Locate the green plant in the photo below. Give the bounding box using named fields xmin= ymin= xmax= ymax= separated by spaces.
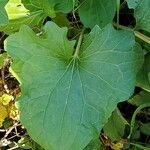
xmin=0 ymin=0 xmax=150 ymax=150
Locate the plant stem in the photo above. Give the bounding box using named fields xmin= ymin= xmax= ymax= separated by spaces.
xmin=134 ymin=31 xmax=150 ymax=44
xmin=116 ymin=0 xmax=120 ymax=28
xmin=130 ymin=143 xmax=150 ymax=150
xmin=113 ymin=23 xmax=150 ymax=44
xmin=128 ymin=103 xmax=150 ymax=139
xmin=74 ymin=29 xmax=85 ymax=58
xmin=113 ymin=22 xmax=133 ymax=32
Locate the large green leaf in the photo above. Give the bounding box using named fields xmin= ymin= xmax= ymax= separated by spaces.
xmin=127 ymin=0 xmax=150 ymax=32
xmin=5 ymin=22 xmax=143 ymax=150
xmin=0 ymin=0 xmax=8 ymax=25
xmin=136 ymin=53 xmax=150 ymax=92
xmin=78 ymin=0 xmax=116 ymax=28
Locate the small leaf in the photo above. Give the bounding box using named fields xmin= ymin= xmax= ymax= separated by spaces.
xmin=52 ymin=13 xmax=70 ymax=28
xmin=103 ymin=109 xmax=129 ymax=141
xmin=78 ymin=0 xmax=116 ymax=28
xmin=5 ymin=22 xmax=143 ymax=150
xmin=140 ymin=123 xmax=150 ymax=136
xmin=22 ymin=0 xmax=75 ymax=18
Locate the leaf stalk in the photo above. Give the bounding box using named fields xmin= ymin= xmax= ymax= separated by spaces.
xmin=74 ymin=28 xmax=85 ymax=58
xmin=128 ymin=103 xmax=150 ymax=139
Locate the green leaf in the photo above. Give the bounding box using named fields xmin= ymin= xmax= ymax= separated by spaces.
xmin=52 ymin=13 xmax=70 ymax=28
xmin=5 ymin=22 xmax=143 ymax=150
xmin=127 ymin=0 xmax=150 ymax=32
xmin=78 ymin=0 xmax=116 ymax=28
xmin=129 ymin=91 xmax=150 ymax=106
xmin=140 ymin=123 xmax=150 ymax=136
xmin=48 ymin=0 xmax=75 ymax=13
xmin=136 ymin=53 xmax=150 ymax=92
xmin=22 ymin=0 xmax=74 ymax=17
xmin=21 ymin=0 xmax=55 ymax=18
xmin=0 ymin=0 xmax=8 ymax=25
xmin=0 ymin=0 xmax=46 ymax=34
xmin=0 ymin=0 xmax=74 ymax=34
xmin=103 ymin=109 xmax=129 ymax=141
